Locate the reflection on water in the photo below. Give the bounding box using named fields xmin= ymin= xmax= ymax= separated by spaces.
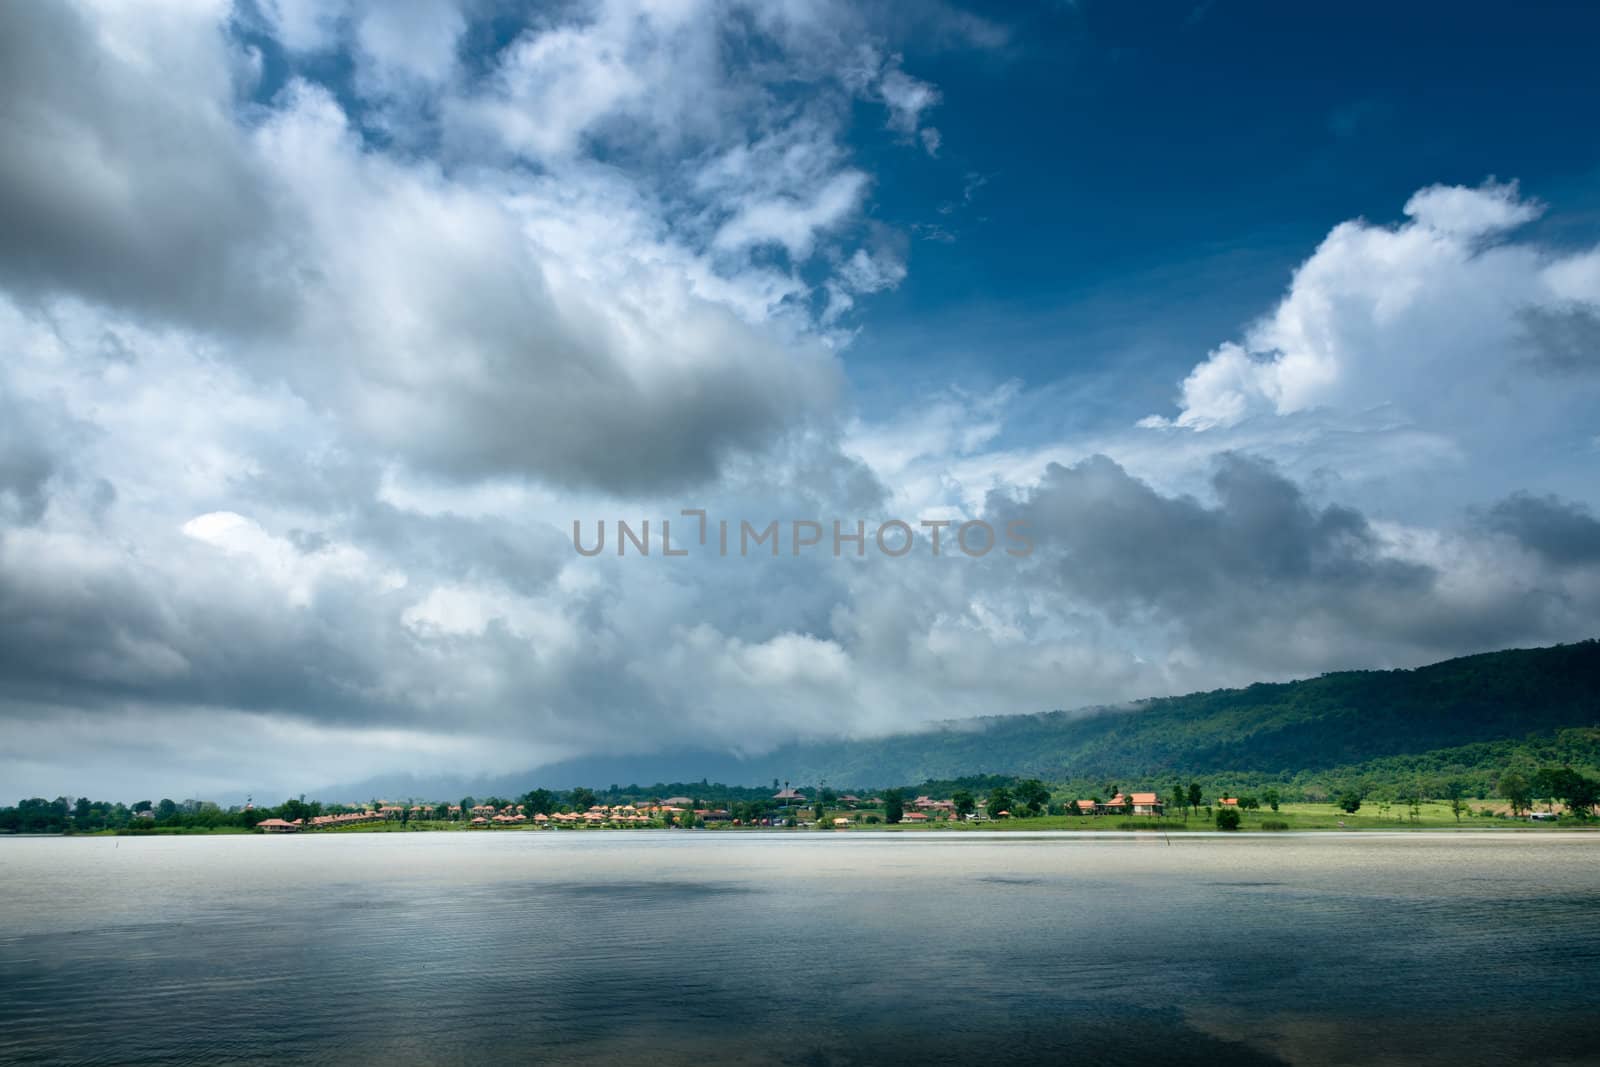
xmin=1 ymin=832 xmax=1596 ymax=1065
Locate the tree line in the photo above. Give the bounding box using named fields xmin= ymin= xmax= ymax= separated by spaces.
xmin=5 ymin=759 xmax=1597 ymax=835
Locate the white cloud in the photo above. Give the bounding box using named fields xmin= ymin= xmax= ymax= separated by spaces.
xmin=2 ymin=5 xmax=1598 ymax=802
xmin=1146 ymin=181 xmax=1600 ymax=442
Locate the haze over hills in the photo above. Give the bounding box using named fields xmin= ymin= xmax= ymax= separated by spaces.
xmin=316 ymin=641 xmax=1600 ymax=800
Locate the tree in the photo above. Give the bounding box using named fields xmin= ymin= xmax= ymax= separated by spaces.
xmin=570 ymin=787 xmax=597 ymax=811
xmin=1169 ymin=784 xmax=1187 ymax=818
xmin=520 ymin=789 xmax=555 ymax=816
xmin=155 ymin=798 xmax=178 ymax=821
xmin=1337 ymin=793 xmax=1362 ymax=814
xmin=1534 ymin=766 xmax=1600 ymax=817
xmin=1240 ymin=796 xmax=1260 ymax=811
xmin=1014 ymin=779 xmax=1050 ymax=817
xmin=987 ymin=786 xmax=1014 ymax=818
xmin=1499 ymin=771 xmax=1531 ymax=816
xmin=952 ymin=790 xmax=976 ymax=819
xmin=1445 ymin=780 xmax=1468 ymax=823
xmin=883 ymin=788 xmax=904 ymax=825
xmin=1263 ymin=788 xmax=1280 ymax=813
xmin=1187 ymin=782 xmax=1203 ymax=813
xmin=460 ymin=797 xmax=475 ymax=820
xmin=1215 ymin=806 xmax=1242 ymax=831
xmin=813 ymin=801 xmax=826 ymax=822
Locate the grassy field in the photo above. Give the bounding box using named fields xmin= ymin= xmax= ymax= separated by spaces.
xmin=292 ymin=801 xmax=1589 ymax=834
xmin=819 ymin=800 xmax=1579 ymax=832
xmin=93 ymin=802 xmax=1587 ymax=836
xmin=93 ymin=825 xmax=254 ymax=836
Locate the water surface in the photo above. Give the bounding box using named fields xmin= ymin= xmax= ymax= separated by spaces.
xmin=1 ymin=832 xmax=1596 ymax=1065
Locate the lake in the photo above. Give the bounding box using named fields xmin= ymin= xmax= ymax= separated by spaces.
xmin=1 ymin=832 xmax=1596 ymax=1065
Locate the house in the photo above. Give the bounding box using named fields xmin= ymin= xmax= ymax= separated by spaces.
xmin=773 ymin=787 xmax=806 ymax=804
xmin=1080 ymin=792 xmax=1162 ymax=815
xmin=257 ymin=818 xmax=301 ymax=833
xmin=1218 ymin=797 xmax=1239 ymax=807
xmin=901 ymin=812 xmax=929 ymax=822
xmin=662 ymin=796 xmax=694 ymax=807
xmin=1130 ymin=792 xmax=1162 ymax=815
xmin=832 ymin=817 xmax=851 ymax=827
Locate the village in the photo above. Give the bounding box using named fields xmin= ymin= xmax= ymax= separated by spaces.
xmin=249 ymin=788 xmax=1174 ymax=832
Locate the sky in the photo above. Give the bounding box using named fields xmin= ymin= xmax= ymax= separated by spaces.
xmin=3 ymin=0 xmax=1599 ymax=801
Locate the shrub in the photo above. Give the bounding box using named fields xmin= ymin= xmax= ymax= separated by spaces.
xmin=1215 ymin=807 xmax=1242 ymax=831
xmin=1260 ymin=820 xmax=1289 ymax=831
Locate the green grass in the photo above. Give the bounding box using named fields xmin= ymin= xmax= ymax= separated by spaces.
xmin=98 ymin=825 xmax=254 ymax=836
xmin=809 ymin=801 xmax=1588 ymax=832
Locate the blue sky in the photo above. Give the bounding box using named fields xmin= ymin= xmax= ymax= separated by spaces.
xmin=854 ymin=1 xmax=1600 ymax=401
xmin=1 ymin=0 xmax=1598 ymax=798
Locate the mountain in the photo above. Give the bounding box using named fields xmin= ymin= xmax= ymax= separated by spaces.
xmin=319 ymin=640 xmax=1600 ymax=799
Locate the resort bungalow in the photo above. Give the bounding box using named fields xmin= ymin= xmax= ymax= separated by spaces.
xmin=257 ymin=818 xmax=302 ymax=833
xmin=901 ymin=812 xmax=929 ymax=822
xmin=1078 ymin=792 xmax=1163 ymax=815
xmin=773 ymin=787 xmax=807 ymax=805
xmin=1129 ymin=792 xmax=1162 ymax=815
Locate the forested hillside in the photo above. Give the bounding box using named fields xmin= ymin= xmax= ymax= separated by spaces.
xmin=769 ymin=641 xmax=1600 ymax=786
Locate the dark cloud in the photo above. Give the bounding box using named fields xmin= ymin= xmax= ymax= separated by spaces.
xmin=0 ymin=3 xmax=293 ymax=333
xmin=1485 ymin=491 xmax=1600 ymax=566
xmin=989 ymin=454 xmax=1566 ymax=673
xmin=0 ymin=429 xmax=55 ymax=527
xmin=0 ymin=3 xmax=846 ymax=495
xmin=1517 ymin=304 xmax=1600 ymax=375
xmin=996 ymin=453 xmax=1429 ymax=620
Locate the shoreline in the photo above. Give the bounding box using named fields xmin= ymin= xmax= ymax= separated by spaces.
xmin=50 ymin=820 xmax=1600 ymax=838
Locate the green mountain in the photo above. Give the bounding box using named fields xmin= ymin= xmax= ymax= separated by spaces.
xmin=767 ymin=640 xmax=1600 ymax=787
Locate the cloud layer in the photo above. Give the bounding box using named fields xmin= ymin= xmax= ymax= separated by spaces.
xmin=1 ymin=3 xmax=1597 ymax=799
